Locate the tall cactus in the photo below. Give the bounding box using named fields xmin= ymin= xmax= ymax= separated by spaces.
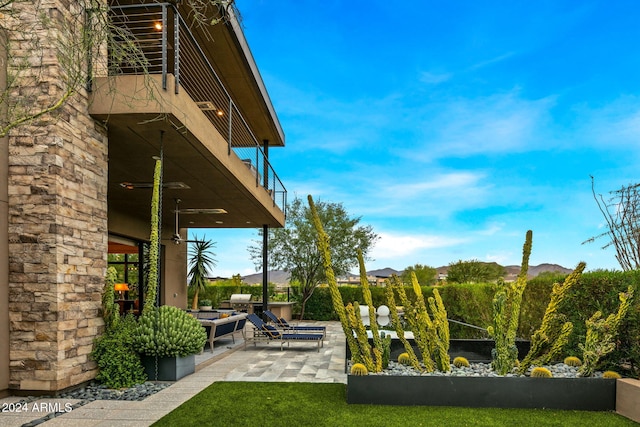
xmin=358 ymin=249 xmax=384 ymax=370
xmin=385 ymin=280 xmax=423 ymax=372
xmin=307 ymin=195 xmax=365 ymax=366
xmin=428 ymin=288 xmax=450 ymax=372
xmin=487 ymin=230 xmax=532 ymax=375
xmin=143 ymin=159 xmax=162 ymax=315
xmin=579 ymin=286 xmax=634 ymax=377
xmin=347 ymin=302 xmax=375 ymax=371
xmin=518 ymin=262 xmax=585 ymax=374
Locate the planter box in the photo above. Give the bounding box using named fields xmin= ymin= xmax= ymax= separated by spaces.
xmin=347 ymin=374 xmax=616 ymax=410
xmin=616 ymin=378 xmax=640 ymax=422
xmin=142 ymin=354 xmax=195 ymax=381
xmin=346 ymin=338 xmax=615 ymax=410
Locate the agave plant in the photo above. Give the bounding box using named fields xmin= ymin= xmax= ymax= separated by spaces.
xmin=188 ymin=238 xmax=217 ymax=310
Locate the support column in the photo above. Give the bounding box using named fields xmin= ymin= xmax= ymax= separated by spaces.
xmin=262 ymin=224 xmax=268 ymax=317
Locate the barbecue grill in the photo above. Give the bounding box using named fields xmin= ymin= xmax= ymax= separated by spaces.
xmin=229 ymin=294 xmax=252 ymax=312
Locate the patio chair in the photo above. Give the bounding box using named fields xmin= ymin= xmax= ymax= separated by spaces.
xmin=245 ymin=313 xmax=324 ymax=351
xmin=263 ymin=310 xmax=326 ymax=338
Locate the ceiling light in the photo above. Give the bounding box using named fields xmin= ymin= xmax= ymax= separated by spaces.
xmin=176 ymin=208 xmax=227 ymax=214
xmin=154 ymin=22 xmax=163 ymax=31
xmin=120 ymin=182 xmax=191 ymax=190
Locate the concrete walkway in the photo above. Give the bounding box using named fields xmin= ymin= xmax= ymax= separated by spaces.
xmin=0 ymin=321 xmax=345 ymax=427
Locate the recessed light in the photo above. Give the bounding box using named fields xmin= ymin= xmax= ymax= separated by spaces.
xmin=154 ymin=22 xmax=163 ymax=31
xmin=215 ymin=221 xmax=224 ymax=224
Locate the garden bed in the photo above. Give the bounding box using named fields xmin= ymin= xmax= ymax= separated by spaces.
xmin=345 ymin=338 xmax=616 ymax=410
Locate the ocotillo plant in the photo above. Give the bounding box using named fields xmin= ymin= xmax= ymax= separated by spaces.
xmin=518 ymin=262 xmax=586 ymax=375
xmin=487 ymin=230 xmax=532 ymax=375
xmin=579 ymin=286 xmax=635 ymax=377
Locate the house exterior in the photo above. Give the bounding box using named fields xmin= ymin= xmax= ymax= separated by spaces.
xmin=1 ymin=0 xmax=286 ymax=395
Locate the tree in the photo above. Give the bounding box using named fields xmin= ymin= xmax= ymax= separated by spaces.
xmin=400 ymin=264 xmax=437 ymax=286
xmin=583 ymin=176 xmax=640 ymax=271
xmin=188 ymin=238 xmax=217 ymax=310
xmin=446 ymin=259 xmax=505 ymax=284
xmin=250 ymin=197 xmax=378 ymax=319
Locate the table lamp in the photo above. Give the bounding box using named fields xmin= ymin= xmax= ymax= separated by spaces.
xmin=114 ymin=283 xmax=129 ymax=299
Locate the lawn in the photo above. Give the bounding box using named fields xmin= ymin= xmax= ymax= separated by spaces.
xmin=153 ymin=382 xmax=637 ymax=427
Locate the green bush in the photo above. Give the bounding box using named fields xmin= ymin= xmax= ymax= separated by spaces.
xmin=91 ymin=315 xmax=146 ymax=388
xmin=134 ymin=306 xmax=207 ymax=358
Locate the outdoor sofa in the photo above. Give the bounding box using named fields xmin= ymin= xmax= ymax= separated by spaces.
xmin=197 ymin=312 xmax=248 ymax=352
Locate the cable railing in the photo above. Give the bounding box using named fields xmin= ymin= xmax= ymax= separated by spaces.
xmin=105 ymin=3 xmax=287 ymax=214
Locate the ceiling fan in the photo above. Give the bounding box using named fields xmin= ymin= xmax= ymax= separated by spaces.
xmin=164 ymin=199 xmax=205 ymax=245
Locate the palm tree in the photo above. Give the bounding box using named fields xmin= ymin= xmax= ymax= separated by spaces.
xmin=188 ymin=238 xmax=217 ymax=310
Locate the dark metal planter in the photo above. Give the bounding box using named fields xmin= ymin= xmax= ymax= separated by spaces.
xmin=346 ymin=338 xmax=616 ymax=410
xmin=141 ymin=354 xmax=195 ymax=381
xmin=347 ymin=374 xmax=616 ymax=410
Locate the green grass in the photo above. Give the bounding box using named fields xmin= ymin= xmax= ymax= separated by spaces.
xmin=153 ymin=382 xmax=637 ymax=427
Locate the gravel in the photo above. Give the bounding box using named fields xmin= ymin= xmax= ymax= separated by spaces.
xmin=371 ymin=361 xmax=606 ymax=378
xmin=15 ymin=381 xmax=172 ymax=427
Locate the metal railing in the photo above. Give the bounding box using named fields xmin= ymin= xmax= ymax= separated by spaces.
xmin=105 ymin=3 xmax=287 ymax=214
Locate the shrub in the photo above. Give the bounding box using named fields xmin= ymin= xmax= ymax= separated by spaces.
xmin=134 ymin=305 xmax=207 ymax=358
xmin=91 ymin=315 xmax=146 ymax=388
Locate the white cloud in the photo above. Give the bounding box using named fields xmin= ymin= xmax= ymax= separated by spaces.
xmin=372 ymin=232 xmax=467 ymax=260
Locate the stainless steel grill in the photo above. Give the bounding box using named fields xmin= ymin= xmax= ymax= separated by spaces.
xmin=229 ymin=294 xmax=252 ymax=312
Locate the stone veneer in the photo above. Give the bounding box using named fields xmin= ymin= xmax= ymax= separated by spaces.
xmin=6 ymin=0 xmax=108 ymax=392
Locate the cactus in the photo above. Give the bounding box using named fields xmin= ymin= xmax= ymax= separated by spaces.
xmin=308 ymin=195 xmax=365 ymax=367
xmin=579 ymin=286 xmax=634 ymax=377
xmin=564 ymin=356 xmax=582 ymax=367
xmin=398 ymin=352 xmax=412 ymax=366
xmin=350 ymin=363 xmax=369 ymax=376
xmin=381 ymin=332 xmax=392 ymax=369
xmin=386 ymin=282 xmax=423 ymax=372
xmin=102 ymin=267 xmax=120 ymax=329
xmin=357 ymin=249 xmax=385 ymax=371
xmin=518 ymin=262 xmax=585 ymax=375
xmin=530 ymin=367 xmax=553 ymax=378
xmin=428 ymin=288 xmax=450 ymax=372
xmin=143 ymin=159 xmax=162 ymax=315
xmin=347 ymin=302 xmax=375 ymax=372
xmin=133 ymin=305 xmax=207 ymax=358
xmin=603 ymin=371 xmax=621 ymax=379
xmin=488 ymin=230 xmax=532 ymax=375
xmin=453 ymin=356 xmax=470 ymax=368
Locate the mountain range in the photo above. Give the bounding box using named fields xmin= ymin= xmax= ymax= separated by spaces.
xmin=242 ymin=263 xmax=574 ymax=285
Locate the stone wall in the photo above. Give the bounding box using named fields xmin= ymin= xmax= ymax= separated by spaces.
xmin=6 ymin=0 xmax=108 ymax=392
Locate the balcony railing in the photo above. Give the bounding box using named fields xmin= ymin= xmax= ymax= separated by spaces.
xmin=101 ymin=3 xmax=286 ymax=214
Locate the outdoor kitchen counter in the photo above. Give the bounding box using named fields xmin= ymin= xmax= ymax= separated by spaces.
xmin=218 ymin=301 xmax=294 ymax=321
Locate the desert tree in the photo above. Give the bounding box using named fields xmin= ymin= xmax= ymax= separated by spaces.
xmin=249 ymin=197 xmax=378 ymax=320
xmin=583 ymin=176 xmax=640 ymax=271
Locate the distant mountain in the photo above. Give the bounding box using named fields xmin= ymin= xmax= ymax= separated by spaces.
xmin=242 ymin=263 xmax=573 ymax=285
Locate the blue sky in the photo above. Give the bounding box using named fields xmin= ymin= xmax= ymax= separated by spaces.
xmin=198 ymin=0 xmax=640 ymax=277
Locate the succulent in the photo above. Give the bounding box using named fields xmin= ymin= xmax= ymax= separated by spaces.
xmin=603 ymin=371 xmax=621 ymax=379
xmin=350 ymin=363 xmax=368 ymax=376
xmin=133 ymin=305 xmax=207 ymax=358
xmin=564 ymin=356 xmax=582 ymax=367
xmin=199 ymin=299 xmax=212 ymax=307
xmin=398 ymin=352 xmax=412 ymax=366
xmin=530 ymin=367 xmax=553 ymax=378
xmin=453 ymin=356 xmax=470 ymax=368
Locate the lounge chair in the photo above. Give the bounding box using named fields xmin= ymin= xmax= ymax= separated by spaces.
xmin=263 ymin=310 xmax=326 ymax=338
xmin=245 ymin=313 xmax=324 ymax=351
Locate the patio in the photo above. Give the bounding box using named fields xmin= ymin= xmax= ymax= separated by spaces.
xmin=0 ymin=321 xmax=344 ymax=427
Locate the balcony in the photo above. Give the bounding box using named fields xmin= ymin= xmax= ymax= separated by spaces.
xmin=89 ymin=2 xmax=286 ymax=229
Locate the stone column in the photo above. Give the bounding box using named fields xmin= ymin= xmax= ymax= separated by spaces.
xmin=6 ymin=0 xmax=108 ymax=392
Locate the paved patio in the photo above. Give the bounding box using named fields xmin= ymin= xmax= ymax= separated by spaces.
xmin=0 ymin=321 xmax=345 ymax=427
